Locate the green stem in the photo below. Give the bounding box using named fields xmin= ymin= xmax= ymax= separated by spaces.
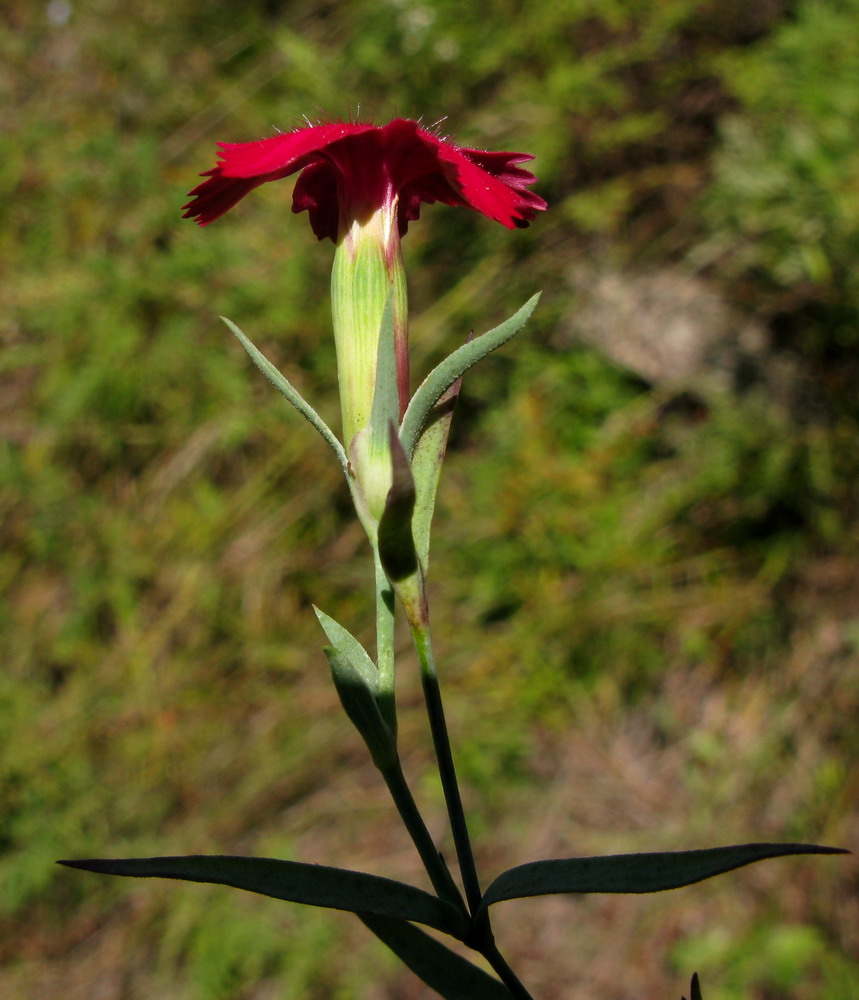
xmin=374 ymin=548 xmax=397 ymax=731
xmin=372 ymin=548 xmax=464 ymax=914
xmin=410 ymin=621 xmax=483 ymax=914
xmin=379 ymin=760 xmax=467 ymax=915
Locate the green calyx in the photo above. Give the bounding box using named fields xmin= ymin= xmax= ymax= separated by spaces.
xmin=331 ymin=207 xmax=408 ymax=453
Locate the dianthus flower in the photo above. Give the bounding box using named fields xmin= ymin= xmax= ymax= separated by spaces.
xmin=184 ymin=118 xmax=545 ymax=524
xmin=182 ymin=118 xmax=546 ymax=238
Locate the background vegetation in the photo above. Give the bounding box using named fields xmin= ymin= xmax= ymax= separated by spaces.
xmin=1 ymin=0 xmax=857 ymax=997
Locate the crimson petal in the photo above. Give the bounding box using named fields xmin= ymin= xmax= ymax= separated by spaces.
xmin=183 ymin=117 xmax=546 ymax=238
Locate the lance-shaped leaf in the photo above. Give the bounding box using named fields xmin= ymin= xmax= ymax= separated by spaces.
xmin=224 ymin=317 xmax=348 ymax=473
xmin=368 ymin=293 xmax=400 ymax=453
xmin=477 ymin=843 xmax=847 ymax=916
xmin=410 ymin=372 xmax=463 ymax=575
xmin=59 ymin=855 xmax=466 ymax=937
xmin=348 ymin=293 xmax=401 ymax=524
xmin=377 ymin=425 xmax=419 ymax=584
xmin=313 ymin=606 xmax=378 ymax=691
xmin=400 ymin=292 xmax=541 ymax=458
xmin=323 ymin=646 xmax=397 ymax=770
xmin=359 ymin=912 xmax=515 ymax=1000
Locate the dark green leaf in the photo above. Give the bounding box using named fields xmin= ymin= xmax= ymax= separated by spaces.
xmin=359 ymin=912 xmax=514 ymax=1000
xmin=323 ymin=646 xmax=397 ymax=770
xmin=400 ymin=292 xmax=540 ymax=458
xmin=479 ymin=843 xmax=848 ymax=914
xmin=59 ymin=855 xmax=465 ymax=936
xmin=377 ymin=425 xmax=419 ymax=582
xmin=682 ymin=972 xmax=703 ymax=1000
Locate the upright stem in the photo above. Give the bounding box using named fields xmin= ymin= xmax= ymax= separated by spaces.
xmin=379 ymin=760 xmax=468 ymax=915
xmin=410 ymin=621 xmax=483 ymax=914
xmin=372 ymin=549 xmax=466 ymax=914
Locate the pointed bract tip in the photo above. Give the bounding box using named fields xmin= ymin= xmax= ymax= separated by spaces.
xmin=681 ymin=972 xmax=703 ymax=1000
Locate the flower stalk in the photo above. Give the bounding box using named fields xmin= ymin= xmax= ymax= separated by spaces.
xmin=377 ymin=757 xmax=467 ymax=914
xmin=179 ymin=115 xmax=549 ymax=997
xmin=409 ymin=617 xmax=483 ymax=914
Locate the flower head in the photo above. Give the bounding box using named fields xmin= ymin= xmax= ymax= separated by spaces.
xmin=182 ymin=118 xmax=546 ymax=240
xmin=184 ymin=117 xmax=546 ymax=531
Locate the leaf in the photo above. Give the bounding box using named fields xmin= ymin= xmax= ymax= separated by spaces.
xmin=323 ymin=646 xmax=397 ymax=770
xmin=400 ymin=292 xmax=541 ymax=458
xmin=410 ymin=372 xmax=462 ymax=575
xmin=223 ymin=316 xmax=348 ymax=472
xmin=59 ymin=855 xmax=466 ymax=937
xmin=377 ymin=425 xmax=419 ymax=583
xmin=359 ymin=912 xmax=514 ymax=1000
xmin=478 ymin=843 xmax=848 ymax=915
xmin=346 ymin=293 xmax=400 ymax=527
xmin=313 ymin=606 xmax=378 ymax=691
xmin=368 ymin=293 xmax=400 ymax=454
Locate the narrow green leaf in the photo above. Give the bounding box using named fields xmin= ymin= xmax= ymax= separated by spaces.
xmin=223 ymin=316 xmax=348 ymax=472
xmin=369 ymin=292 xmax=399 ymax=454
xmin=359 ymin=912 xmax=514 ymax=1000
xmin=324 ymin=646 xmax=397 ymax=770
xmin=377 ymin=425 xmax=419 ymax=583
xmin=478 ymin=843 xmax=848 ymax=915
xmin=313 ymin=606 xmax=378 ymax=691
xmin=59 ymin=855 xmax=465 ymax=936
xmin=400 ymin=292 xmax=541 ymax=458
xmin=410 ymin=373 xmax=462 ymax=575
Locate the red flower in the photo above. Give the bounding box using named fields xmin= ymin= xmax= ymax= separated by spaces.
xmin=182 ymin=118 xmax=546 ymax=240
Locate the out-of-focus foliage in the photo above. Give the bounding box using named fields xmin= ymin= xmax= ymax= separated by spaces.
xmin=699 ymin=0 xmax=859 ymax=413
xmin=1 ymin=0 xmax=857 ymax=997
xmin=702 ymin=0 xmax=859 ymax=302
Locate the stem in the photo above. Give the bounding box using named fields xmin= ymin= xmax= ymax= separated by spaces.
xmin=374 ymin=548 xmax=397 ymax=731
xmin=372 ymin=549 xmax=465 ymax=913
xmin=376 ymin=563 xmax=533 ymax=995
xmin=379 ymin=760 xmax=467 ymax=914
xmin=481 ymin=936 xmax=536 ymax=1000
xmin=410 ymin=621 xmax=483 ymax=914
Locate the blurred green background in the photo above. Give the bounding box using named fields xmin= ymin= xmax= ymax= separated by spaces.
xmin=2 ymin=0 xmax=858 ymax=997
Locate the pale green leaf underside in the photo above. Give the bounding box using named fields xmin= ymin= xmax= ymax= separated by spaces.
xmin=369 ymin=293 xmax=399 ymax=454
xmin=223 ymin=316 xmax=348 ymax=472
xmin=313 ymin=606 xmax=378 ymax=689
xmin=400 ymin=292 xmax=541 ymax=458
xmin=410 ymin=377 xmax=461 ymax=574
